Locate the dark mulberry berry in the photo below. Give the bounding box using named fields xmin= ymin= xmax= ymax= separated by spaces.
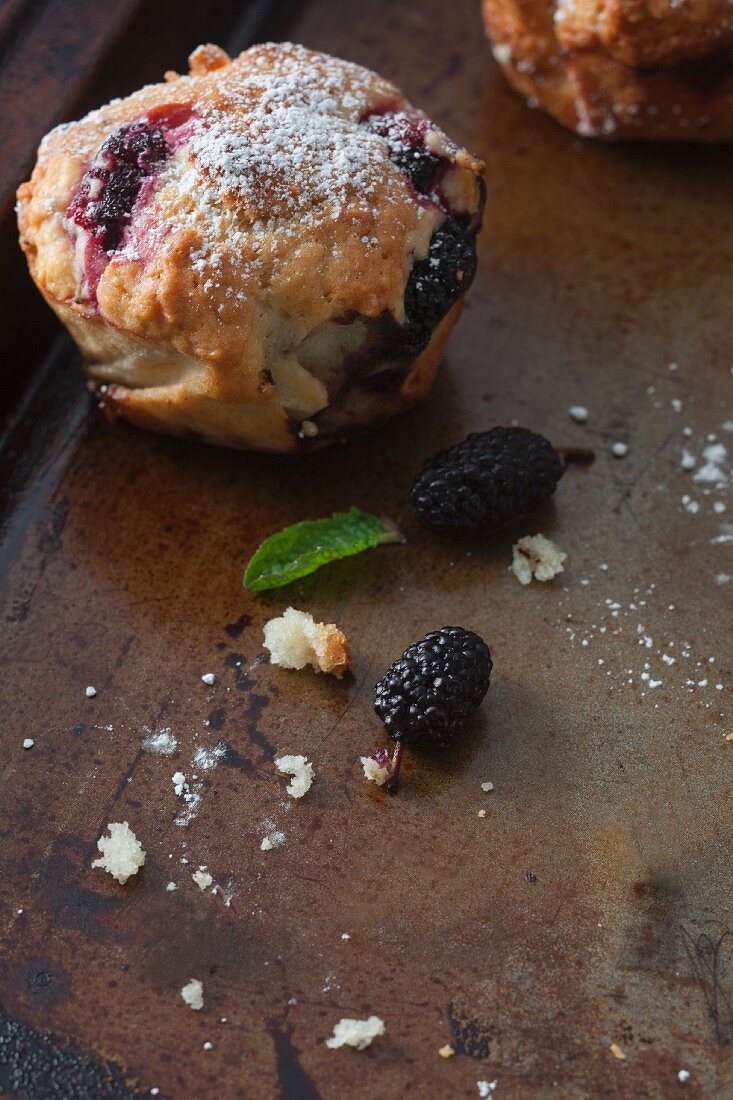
xmin=364 ymin=110 xmax=443 ymax=197
xmin=372 ymin=627 xmax=492 ymax=792
xmin=411 ymin=427 xmax=564 ymax=535
xmin=68 ymin=121 xmax=170 ymax=251
xmin=402 ymin=216 xmax=478 ymax=353
xmin=361 ymin=109 xmax=483 ymax=357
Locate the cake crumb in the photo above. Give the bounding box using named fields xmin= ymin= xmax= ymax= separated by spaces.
xmin=568 ymin=405 xmax=589 ymax=423
xmin=142 ymin=729 xmax=177 ymax=755
xmin=275 ymin=754 xmax=314 ymax=798
xmin=192 ymin=870 xmax=213 ymax=891
xmin=439 ymin=1044 xmax=455 ymax=1058
xmin=263 ymin=607 xmax=352 ymax=678
xmin=172 ymin=771 xmax=187 ymax=797
xmin=678 ymin=1069 xmax=690 ymax=1083
xmin=85 ymin=686 xmax=97 ymax=698
xmin=261 ymin=832 xmax=285 ymax=851
xmin=361 ymin=749 xmax=392 ymax=785
xmin=511 ymin=535 xmax=567 ymax=584
xmin=325 ymin=1015 xmax=385 ymax=1050
xmin=477 ymin=1083 xmax=498 ymax=1097
xmin=181 ymin=978 xmax=204 ymax=1010
xmin=480 ymin=781 xmax=494 ymax=792
xmin=22 ymin=738 xmax=35 ymax=750
xmin=611 ymin=442 xmax=628 ymax=458
xmin=478 ymin=809 xmax=487 ymax=818
xmin=201 ymin=673 xmax=216 ymax=686
xmin=610 ymin=1043 xmax=626 ymax=1061
xmin=92 ymin=822 xmax=146 ymax=884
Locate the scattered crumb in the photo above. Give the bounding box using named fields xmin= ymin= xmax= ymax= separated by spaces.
xmin=263 ymin=607 xmax=352 ymax=678
xmin=568 ymin=405 xmax=588 ymax=423
xmin=361 ymin=750 xmax=392 ymax=786
xmin=341 ymin=933 xmax=351 ymax=941
xmin=261 ymin=832 xmax=285 ymax=851
xmin=172 ymin=772 xmax=187 ymax=797
xmin=275 ymin=754 xmax=314 ymax=798
xmin=142 ymin=729 xmax=178 ymax=755
xmin=480 ymin=781 xmax=494 ymax=792
xmin=166 ymin=881 xmax=177 ymax=892
xmin=203 ymin=1042 xmax=213 ymax=1050
xmin=22 ymin=738 xmax=35 ymax=750
xmin=325 ymin=1015 xmax=385 ymax=1050
xmin=181 ymin=978 xmax=204 ymax=1011
xmin=85 ymin=686 xmax=97 ymax=698
xmin=201 ymin=673 xmax=216 ymax=686
xmin=694 ymin=442 xmax=728 ymax=487
xmin=438 ymin=1044 xmax=455 ymax=1059
xmin=678 ymin=1069 xmax=690 ymax=1083
xmin=478 ymin=809 xmax=487 ymax=818
xmin=478 ymin=1083 xmax=498 ymax=1097
xmin=511 ymin=535 xmax=567 ymax=585
xmin=192 ymin=870 xmax=213 ymax=891
xmin=610 ymin=1043 xmax=626 ymax=1061
xmin=725 ymin=733 xmax=733 ymax=743
xmin=611 ymin=442 xmax=628 ymax=458
xmin=92 ymin=822 xmax=146 ymax=885
xmin=172 ymin=768 xmax=202 ymax=827
xmin=193 ymin=744 xmax=226 ymax=771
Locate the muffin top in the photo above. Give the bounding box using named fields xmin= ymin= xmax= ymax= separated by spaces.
xmin=18 ymin=42 xmax=483 ymax=409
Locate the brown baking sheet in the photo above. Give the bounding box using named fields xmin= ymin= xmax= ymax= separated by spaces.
xmin=1 ymin=1 xmax=732 ymax=1097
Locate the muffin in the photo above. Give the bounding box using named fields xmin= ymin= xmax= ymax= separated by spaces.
xmin=17 ymin=42 xmax=485 ymax=453
xmin=482 ymin=0 xmax=733 ymax=140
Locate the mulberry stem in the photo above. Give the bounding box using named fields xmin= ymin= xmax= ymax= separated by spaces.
xmin=385 ymin=741 xmax=404 ymax=795
xmin=556 ymin=446 xmax=595 ymax=469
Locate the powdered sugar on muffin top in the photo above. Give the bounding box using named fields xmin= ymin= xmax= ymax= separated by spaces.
xmin=188 ymin=44 xmax=412 ymax=225
xmin=35 ymin=41 xmax=481 ymax=323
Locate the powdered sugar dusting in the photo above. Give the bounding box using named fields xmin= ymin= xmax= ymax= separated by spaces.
xmin=189 ymin=44 xmax=401 ymax=229
xmin=142 ymin=728 xmax=178 ymax=755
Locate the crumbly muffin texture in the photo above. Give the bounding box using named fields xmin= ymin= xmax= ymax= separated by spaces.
xmin=483 ymin=0 xmax=733 ymax=141
xmin=18 ymin=42 xmax=484 ymax=452
xmin=92 ymin=821 xmax=146 ymax=884
xmin=263 ymin=607 xmax=352 ymax=678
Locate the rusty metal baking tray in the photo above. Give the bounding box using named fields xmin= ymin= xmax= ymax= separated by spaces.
xmin=1 ymin=0 xmax=731 ymax=1096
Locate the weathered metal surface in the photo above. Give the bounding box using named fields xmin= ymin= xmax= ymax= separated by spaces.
xmin=1 ymin=1 xmax=731 ymax=1097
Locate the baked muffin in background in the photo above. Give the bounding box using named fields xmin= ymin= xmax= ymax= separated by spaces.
xmin=17 ymin=42 xmax=485 ymax=454
xmin=482 ymin=0 xmax=733 ymax=141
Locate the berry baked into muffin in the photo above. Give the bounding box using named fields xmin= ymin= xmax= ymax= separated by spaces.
xmin=17 ymin=43 xmax=485 ymax=452
xmin=482 ymin=0 xmax=733 ymax=140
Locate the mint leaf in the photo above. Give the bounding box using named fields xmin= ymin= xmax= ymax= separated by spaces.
xmin=244 ymin=508 xmax=402 ymax=591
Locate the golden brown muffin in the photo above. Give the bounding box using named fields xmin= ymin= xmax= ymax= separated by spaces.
xmin=482 ymin=0 xmax=733 ymax=140
xmin=17 ymin=42 xmax=484 ymax=453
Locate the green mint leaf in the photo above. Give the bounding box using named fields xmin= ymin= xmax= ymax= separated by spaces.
xmin=244 ymin=508 xmax=402 ymax=591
